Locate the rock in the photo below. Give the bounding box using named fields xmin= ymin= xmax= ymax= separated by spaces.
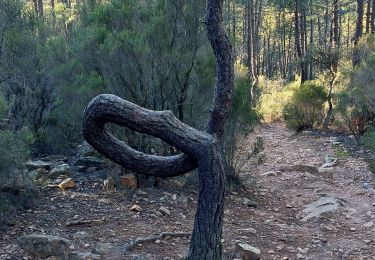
xmin=76 ymin=142 xmax=99 ymax=158
xmin=58 ymin=178 xmax=75 ymax=190
xmin=296 ymin=253 xmax=305 ymax=259
xmin=120 ymin=174 xmax=137 ymax=189
xmin=73 ymin=157 xmax=105 ymax=168
xmin=319 ymin=155 xmax=338 ymax=172
xmin=363 ymin=182 xmax=372 ymax=189
xmin=260 ymin=171 xmax=282 ymax=177
xmin=130 ymin=204 xmax=141 ymax=212
xmin=238 ymin=227 xmax=257 ymax=234
xmin=236 ymin=243 xmax=261 ymax=260
xmin=18 ymin=234 xmax=70 ymax=259
xmin=158 ymin=206 xmax=170 ymax=216
xmin=25 ymin=160 xmax=52 ymax=171
xmin=102 ymin=177 xmax=115 ymax=191
xmin=69 ymin=251 xmax=101 ymax=260
xmin=243 ymin=198 xmax=258 ymax=208
xmin=93 ymin=242 xmax=113 ymax=254
xmin=136 ymin=190 xmax=147 ymax=196
xmin=297 ymin=196 xmax=345 ymax=222
xmin=364 ymin=221 xmax=374 ymax=228
xmin=176 ymin=196 xmax=188 ymax=207
xmin=73 ymin=142 xmax=106 ymax=169
xmin=49 ymin=164 xmax=71 ymax=179
xmin=73 ymin=231 xmax=89 ymax=240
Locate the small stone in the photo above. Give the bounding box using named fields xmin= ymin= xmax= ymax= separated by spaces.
xmin=57 ymin=178 xmax=75 ymax=190
xmin=297 ymin=253 xmax=305 ymax=259
xmin=136 ymin=190 xmax=147 ymax=196
xmin=238 ymin=228 xmax=257 ymax=235
xmin=243 ymin=198 xmax=258 ymax=208
xmin=69 ymin=245 xmax=75 ymax=250
xmin=350 ymin=227 xmax=356 ymax=232
xmin=155 ymin=240 xmax=161 ymax=244
xmin=84 ymin=243 xmax=90 ymax=248
xmin=364 ymin=221 xmax=374 ymax=228
xmin=159 ymin=206 xmax=170 ymax=216
xmin=236 ymin=243 xmax=260 ymax=260
xmin=130 ymin=204 xmax=141 ymax=212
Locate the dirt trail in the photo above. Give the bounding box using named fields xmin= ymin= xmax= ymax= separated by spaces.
xmin=0 ymin=123 xmax=374 ymax=260
xmin=242 ymin=123 xmax=375 ymax=259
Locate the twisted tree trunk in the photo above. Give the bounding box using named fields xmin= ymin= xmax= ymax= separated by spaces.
xmin=82 ymin=0 xmax=233 ymax=259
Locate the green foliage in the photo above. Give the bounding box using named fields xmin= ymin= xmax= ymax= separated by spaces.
xmin=223 ymin=76 xmax=257 ymax=190
xmin=256 ymin=76 xmax=299 ymax=123
xmin=335 ymin=35 xmax=375 ymax=138
xmin=0 ymin=128 xmax=34 ymax=173
xmin=283 ymin=81 xmax=327 ymax=131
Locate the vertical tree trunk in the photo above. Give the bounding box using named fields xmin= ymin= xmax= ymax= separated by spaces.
xmin=37 ymin=0 xmax=44 ymax=19
xmin=366 ymin=0 xmax=371 ymax=33
xmin=353 ymin=0 xmax=364 ymax=67
xmin=295 ymin=0 xmax=307 ymax=83
xmin=324 ymin=0 xmax=340 ymax=129
xmin=50 ymin=0 xmax=56 ymax=29
xmin=371 ymin=0 xmax=375 ymax=33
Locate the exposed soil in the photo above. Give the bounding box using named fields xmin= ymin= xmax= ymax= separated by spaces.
xmin=0 ymin=123 xmax=374 ymax=259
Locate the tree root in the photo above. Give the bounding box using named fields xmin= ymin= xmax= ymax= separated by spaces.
xmin=120 ymin=231 xmax=191 ymax=253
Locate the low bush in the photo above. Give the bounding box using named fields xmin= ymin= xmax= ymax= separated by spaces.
xmin=0 ymin=128 xmax=35 ymax=228
xmin=256 ymin=77 xmax=298 ymax=123
xmin=283 ymin=81 xmax=327 ymax=131
xmin=0 ymin=128 xmax=34 ymax=173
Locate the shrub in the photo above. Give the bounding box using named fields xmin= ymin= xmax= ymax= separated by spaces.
xmin=223 ymin=76 xmax=257 ymax=190
xmin=283 ymin=81 xmax=327 ymax=131
xmin=0 ymin=128 xmax=34 ymax=173
xmin=335 ymin=35 xmax=375 ymax=139
xmin=256 ymin=77 xmax=299 ymax=123
xmin=0 ymin=128 xmax=35 ymax=227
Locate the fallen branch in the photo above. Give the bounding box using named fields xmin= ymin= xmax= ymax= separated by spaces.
xmin=120 ymin=231 xmax=191 ymax=253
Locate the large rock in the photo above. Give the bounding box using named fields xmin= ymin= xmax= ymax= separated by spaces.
xmin=73 ymin=142 xmax=106 ymax=169
xmin=297 ymin=196 xmax=345 ymax=222
xmin=25 ymin=160 xmax=52 ymax=171
xmin=18 ymin=234 xmax=70 ymax=259
xmin=49 ymin=164 xmax=72 ymax=179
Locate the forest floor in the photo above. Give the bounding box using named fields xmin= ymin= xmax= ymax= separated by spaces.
xmin=1 ymin=123 xmax=375 ymax=260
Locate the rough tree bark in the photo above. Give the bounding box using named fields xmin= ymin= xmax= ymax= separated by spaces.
xmin=82 ymin=0 xmax=233 ymax=259
xmin=353 ymin=0 xmax=364 ymax=67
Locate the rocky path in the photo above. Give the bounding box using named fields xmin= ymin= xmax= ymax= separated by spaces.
xmin=0 ymin=123 xmax=374 ymax=259
xmin=240 ymin=123 xmax=375 ymax=259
